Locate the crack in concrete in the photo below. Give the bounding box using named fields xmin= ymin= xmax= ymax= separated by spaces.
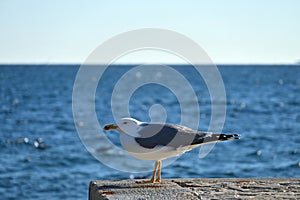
xmin=172 ymin=180 xmax=202 ymax=199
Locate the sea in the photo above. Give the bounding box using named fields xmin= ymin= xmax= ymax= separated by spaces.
xmin=0 ymin=64 xmax=299 ymax=199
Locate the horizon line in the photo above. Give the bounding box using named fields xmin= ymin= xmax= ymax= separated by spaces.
xmin=0 ymin=62 xmax=299 ymax=66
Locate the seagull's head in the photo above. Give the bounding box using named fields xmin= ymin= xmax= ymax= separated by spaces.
xmin=103 ymin=118 xmax=142 ymax=135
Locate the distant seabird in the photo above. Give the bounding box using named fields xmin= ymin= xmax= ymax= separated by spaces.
xmin=104 ymin=117 xmax=240 ymax=183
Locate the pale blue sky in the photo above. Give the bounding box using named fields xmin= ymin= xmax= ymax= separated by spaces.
xmin=0 ymin=0 xmax=299 ymax=64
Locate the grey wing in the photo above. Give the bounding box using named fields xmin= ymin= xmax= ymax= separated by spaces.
xmin=135 ymin=123 xmax=210 ymax=149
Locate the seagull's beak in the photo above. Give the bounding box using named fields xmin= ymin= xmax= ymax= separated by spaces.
xmin=104 ymin=124 xmax=118 ymax=131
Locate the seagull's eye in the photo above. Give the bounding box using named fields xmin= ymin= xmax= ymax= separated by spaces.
xmin=123 ymin=122 xmax=128 ymax=125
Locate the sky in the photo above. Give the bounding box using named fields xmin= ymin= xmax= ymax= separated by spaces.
xmin=0 ymin=0 xmax=299 ymax=64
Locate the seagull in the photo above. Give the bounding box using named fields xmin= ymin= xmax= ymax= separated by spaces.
xmin=104 ymin=117 xmax=240 ymax=183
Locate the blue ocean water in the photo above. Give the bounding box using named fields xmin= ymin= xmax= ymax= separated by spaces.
xmin=0 ymin=65 xmax=299 ymax=199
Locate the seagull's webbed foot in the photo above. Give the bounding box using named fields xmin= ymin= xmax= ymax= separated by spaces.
xmin=137 ymin=178 xmax=161 ymax=183
xmin=137 ymin=178 xmax=156 ymax=184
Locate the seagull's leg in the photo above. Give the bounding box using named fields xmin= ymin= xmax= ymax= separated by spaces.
xmin=150 ymin=160 xmax=159 ymax=183
xmin=138 ymin=161 xmax=159 ymax=183
xmin=156 ymin=160 xmax=162 ymax=183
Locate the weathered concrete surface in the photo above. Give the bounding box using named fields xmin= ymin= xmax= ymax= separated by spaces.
xmin=89 ymin=178 xmax=300 ymax=200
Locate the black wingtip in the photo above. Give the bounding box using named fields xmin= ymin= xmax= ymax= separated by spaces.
xmin=233 ymin=134 xmax=240 ymax=140
xmin=219 ymin=133 xmax=240 ymax=141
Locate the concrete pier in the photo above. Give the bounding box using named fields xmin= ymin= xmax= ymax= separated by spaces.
xmin=89 ymin=178 xmax=300 ymax=200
